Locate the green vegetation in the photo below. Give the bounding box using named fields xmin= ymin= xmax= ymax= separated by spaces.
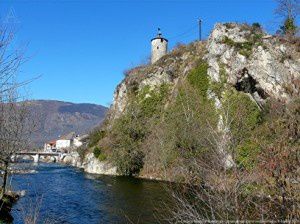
xmin=252 ymin=22 xmax=261 ymax=29
xmin=92 ymin=36 xmax=300 ymax=222
xmin=108 ymin=84 xmax=171 ymax=175
xmin=219 ymin=88 xmax=262 ymax=171
xmin=236 ymin=141 xmax=261 ymax=170
xmin=187 ymin=62 xmax=209 ymax=99
xmin=223 ymin=89 xmax=261 ymax=138
xmin=93 ymin=147 xmax=101 ymax=158
xmin=93 ymin=146 xmax=107 ymax=161
xmin=281 ymin=17 xmax=297 ymax=36
xmin=98 ymin=153 xmax=107 ymax=161
xmin=222 ymin=30 xmax=264 ymax=58
xmin=103 ymin=60 xmax=219 ymax=177
xmin=110 ymin=109 xmax=145 ymax=175
xmin=137 ymin=84 xmax=170 ymax=117
xmin=88 ymin=129 xmax=106 ymax=148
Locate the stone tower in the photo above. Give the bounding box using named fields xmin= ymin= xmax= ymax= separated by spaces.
xmin=151 ymin=28 xmax=168 ymax=64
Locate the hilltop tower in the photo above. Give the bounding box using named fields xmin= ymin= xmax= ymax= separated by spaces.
xmin=151 ymin=28 xmax=168 ymax=64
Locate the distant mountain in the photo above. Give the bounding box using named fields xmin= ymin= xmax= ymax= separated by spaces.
xmin=25 ymin=100 xmax=108 ymax=147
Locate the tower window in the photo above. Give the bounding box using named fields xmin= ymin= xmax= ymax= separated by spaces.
xmin=157 ymin=46 xmax=159 ymax=49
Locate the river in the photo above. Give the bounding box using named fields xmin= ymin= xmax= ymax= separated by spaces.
xmin=9 ymin=163 xmax=174 ymax=224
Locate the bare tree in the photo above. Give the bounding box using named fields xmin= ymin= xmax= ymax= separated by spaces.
xmin=0 ymin=97 xmax=29 ymax=198
xmin=167 ymin=100 xmax=261 ymax=223
xmin=275 ymin=0 xmax=300 ymax=35
xmin=0 ymin=23 xmax=31 ymax=199
xmin=275 ymin=0 xmax=300 ymax=19
xmin=166 ymin=94 xmax=300 ymax=223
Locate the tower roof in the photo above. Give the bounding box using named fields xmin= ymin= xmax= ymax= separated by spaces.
xmin=151 ymin=28 xmax=168 ymax=42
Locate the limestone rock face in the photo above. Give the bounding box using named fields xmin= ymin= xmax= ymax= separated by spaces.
xmin=60 ymin=152 xmax=117 ymax=175
xmin=206 ymin=23 xmax=300 ymax=103
xmin=82 ymin=153 xmax=117 ymax=175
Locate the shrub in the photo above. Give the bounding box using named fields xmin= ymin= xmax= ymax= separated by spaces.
xmin=281 ymin=17 xmax=297 ymax=36
xmin=222 ymin=33 xmax=264 ymax=58
xmin=98 ymin=153 xmax=107 ymax=161
xmin=110 ymin=104 xmax=147 ymax=176
xmin=93 ymin=147 xmax=101 ymax=158
xmin=114 ymin=149 xmax=144 ymax=176
xmin=252 ymin=23 xmax=261 ymax=29
xmin=138 ymin=84 xmax=169 ymax=118
xmin=88 ymin=129 xmax=106 ymax=148
xmin=236 ymin=141 xmax=261 ymax=170
xmin=222 ymin=89 xmax=262 ymax=145
xmin=187 ymin=61 xmax=209 ymax=99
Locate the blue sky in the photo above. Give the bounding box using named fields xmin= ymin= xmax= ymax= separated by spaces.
xmin=0 ymin=0 xmax=284 ymax=106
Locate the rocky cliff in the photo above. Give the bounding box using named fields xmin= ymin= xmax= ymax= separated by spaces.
xmin=86 ymin=23 xmax=300 ymax=179
xmin=111 ymin=23 xmax=299 ymax=118
xmin=206 ymin=23 xmax=300 ymax=104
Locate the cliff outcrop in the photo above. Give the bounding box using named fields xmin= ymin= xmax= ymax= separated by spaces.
xmin=87 ymin=23 xmax=300 ymax=180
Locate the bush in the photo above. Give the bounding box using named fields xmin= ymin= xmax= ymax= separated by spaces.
xmin=222 ymin=88 xmax=262 ymax=149
xmin=222 ymin=33 xmax=264 ymax=58
xmin=110 ymin=105 xmax=147 ymax=176
xmin=93 ymin=147 xmax=101 ymax=158
xmin=252 ymin=22 xmax=261 ymax=29
xmin=138 ymin=84 xmax=169 ymax=118
xmin=98 ymin=153 xmax=107 ymax=161
xmin=187 ymin=61 xmax=209 ymax=100
xmin=236 ymin=141 xmax=261 ymax=170
xmin=88 ymin=129 xmax=105 ymax=148
xmin=281 ymin=17 xmax=297 ymax=36
xmin=114 ymin=149 xmax=144 ymax=176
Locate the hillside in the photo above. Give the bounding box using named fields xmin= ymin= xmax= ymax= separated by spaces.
xmin=26 ymin=100 xmax=107 ymax=147
xmin=88 ymin=23 xmax=299 ymax=179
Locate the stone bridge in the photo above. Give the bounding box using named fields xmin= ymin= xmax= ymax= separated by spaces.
xmin=14 ymin=152 xmax=66 ymax=163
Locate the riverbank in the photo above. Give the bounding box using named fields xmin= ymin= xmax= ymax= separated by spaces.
xmin=36 ymin=151 xmax=172 ymax=184
xmin=0 ymin=192 xmax=21 ymax=223
xmin=56 ymin=152 xmax=118 ymax=176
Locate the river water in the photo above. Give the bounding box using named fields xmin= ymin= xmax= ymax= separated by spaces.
xmin=9 ymin=163 xmax=174 ymax=224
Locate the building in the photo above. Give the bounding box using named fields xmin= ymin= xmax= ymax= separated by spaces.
xmin=56 ymin=139 xmax=71 ymax=150
xmin=44 ymin=141 xmax=56 ymax=152
xmin=56 ymin=132 xmax=76 ymax=151
xmin=44 ymin=132 xmax=88 ymax=153
xmin=151 ymin=28 xmax=168 ymax=64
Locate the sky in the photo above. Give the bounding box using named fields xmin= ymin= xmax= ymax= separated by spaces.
xmin=0 ymin=0 xmax=286 ymax=106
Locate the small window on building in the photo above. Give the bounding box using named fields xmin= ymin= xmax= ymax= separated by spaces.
xmin=157 ymin=46 xmax=159 ymax=49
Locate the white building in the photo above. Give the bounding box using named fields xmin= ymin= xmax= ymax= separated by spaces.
xmin=55 ymin=132 xmax=76 ymax=151
xmin=44 ymin=132 xmax=88 ymax=152
xmin=56 ymin=139 xmax=72 ymax=150
xmin=151 ymin=28 xmax=168 ymax=64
